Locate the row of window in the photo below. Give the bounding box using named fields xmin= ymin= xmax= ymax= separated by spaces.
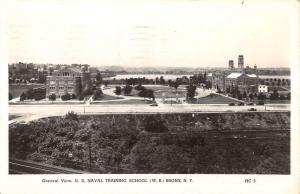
xmin=49 ymin=86 xmax=73 ymax=90
xmin=49 ymin=81 xmax=74 ymax=85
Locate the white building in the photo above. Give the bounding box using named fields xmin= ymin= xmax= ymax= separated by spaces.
xmin=258 ymin=85 xmax=268 ymax=93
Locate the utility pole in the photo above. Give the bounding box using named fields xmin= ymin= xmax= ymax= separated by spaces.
xmin=88 ymin=133 xmax=92 ymax=169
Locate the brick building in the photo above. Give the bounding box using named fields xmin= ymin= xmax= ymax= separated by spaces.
xmin=46 ymin=66 xmax=91 ymax=99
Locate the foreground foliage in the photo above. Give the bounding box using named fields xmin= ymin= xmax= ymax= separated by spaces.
xmin=9 ymin=112 xmax=290 ymax=174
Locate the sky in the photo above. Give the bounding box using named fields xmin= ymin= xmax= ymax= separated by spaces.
xmin=6 ymin=0 xmax=298 ymax=68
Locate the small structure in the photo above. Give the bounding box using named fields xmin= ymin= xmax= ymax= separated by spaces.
xmin=258 ymin=85 xmax=268 ymax=93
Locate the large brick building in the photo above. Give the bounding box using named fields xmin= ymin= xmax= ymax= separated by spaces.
xmin=46 ymin=66 xmax=91 ymax=99
xmin=225 ymin=72 xmax=259 ymax=93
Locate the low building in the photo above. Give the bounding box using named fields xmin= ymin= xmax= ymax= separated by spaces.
xmin=258 ymin=85 xmax=268 ymax=93
xmin=207 ymin=72 xmax=226 ymax=91
xmin=225 ymin=72 xmax=259 ymax=93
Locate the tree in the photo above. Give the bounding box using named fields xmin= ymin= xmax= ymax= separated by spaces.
xmin=20 ymin=92 xmax=26 ymax=101
xmin=186 ymin=85 xmax=196 ymax=100
xmin=249 ymin=93 xmax=254 ymax=100
xmin=173 ymin=82 xmax=180 ymax=90
xmin=49 ymin=94 xmax=56 ymax=101
xmin=258 ymin=93 xmax=266 ymax=100
xmin=92 ymin=88 xmax=103 ymax=100
xmin=159 ymin=76 xmax=165 ymax=85
xmin=77 ymin=77 xmax=83 ymax=99
xmin=114 ymin=86 xmax=122 ymax=95
xmin=95 ymin=72 xmax=102 ymax=86
xmin=146 ymin=89 xmax=155 ymax=101
xmin=237 ymin=91 xmax=242 ymax=100
xmin=78 ymin=94 xmax=84 ymax=101
xmin=83 ymin=85 xmax=93 ymax=96
xmin=287 ymin=92 xmax=290 ymax=100
xmin=242 ymin=91 xmax=247 ymax=99
xmin=138 ymin=88 xmax=148 ymax=99
xmin=270 ymin=90 xmax=279 ymax=100
xmin=135 ymin=84 xmax=145 ymax=91
xmin=123 ymin=85 xmax=133 ymax=95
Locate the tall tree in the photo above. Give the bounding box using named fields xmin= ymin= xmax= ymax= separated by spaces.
xmin=123 ymin=85 xmax=133 ymax=95
xmin=186 ymin=85 xmax=196 ymax=100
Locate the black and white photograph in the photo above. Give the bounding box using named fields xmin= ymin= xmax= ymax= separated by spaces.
xmin=1 ymin=0 xmax=299 ymax=193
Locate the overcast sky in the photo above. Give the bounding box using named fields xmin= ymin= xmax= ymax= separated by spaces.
xmin=7 ymin=0 xmax=297 ymax=68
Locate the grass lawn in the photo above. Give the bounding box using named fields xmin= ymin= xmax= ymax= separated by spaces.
xmin=145 ymin=86 xmax=186 ymax=98
xmin=9 ymin=84 xmax=44 ymax=98
xmin=92 ymin=99 xmax=152 ymax=104
xmin=9 ymin=115 xmax=21 ymax=120
xmin=252 ymin=99 xmax=290 ymax=104
xmin=163 ymin=100 xmax=182 ymax=104
xmin=94 ymin=94 xmax=124 ymax=101
xmin=189 ymin=93 xmax=241 ymax=104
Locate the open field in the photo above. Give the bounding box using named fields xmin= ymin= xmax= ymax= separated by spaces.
xmin=252 ymin=99 xmax=290 ymax=104
xmin=9 ymin=112 xmax=290 ymax=174
xmin=190 ymin=93 xmax=241 ymax=104
xmin=94 ymin=94 xmax=123 ymax=101
xmin=9 ymin=84 xmax=44 ymax=98
xmin=92 ymin=99 xmax=152 ymax=105
xmin=145 ymin=86 xmax=186 ymax=98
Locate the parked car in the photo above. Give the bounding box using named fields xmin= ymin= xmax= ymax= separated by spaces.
xmin=238 ymin=102 xmax=244 ymax=106
xmin=150 ymin=103 xmax=158 ymax=106
xmin=228 ymin=103 xmax=235 ymax=106
xmin=248 ymin=108 xmax=257 ymax=111
xmin=247 ymin=102 xmax=254 ymax=106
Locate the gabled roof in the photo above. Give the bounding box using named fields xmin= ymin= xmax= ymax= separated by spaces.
xmin=246 ymin=74 xmax=258 ymax=78
xmin=226 ymin=72 xmax=243 ymax=79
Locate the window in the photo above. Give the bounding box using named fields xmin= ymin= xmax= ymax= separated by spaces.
xmin=62 ymin=72 xmax=70 ymax=76
xmin=49 ymin=86 xmax=56 ymax=90
xmin=68 ymin=87 xmax=73 ymax=90
xmin=59 ymin=86 xmax=64 ymax=90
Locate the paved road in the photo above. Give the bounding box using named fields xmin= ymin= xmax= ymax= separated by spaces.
xmin=9 ymin=159 xmax=86 ymax=174
xmin=9 ymin=103 xmax=290 ymax=123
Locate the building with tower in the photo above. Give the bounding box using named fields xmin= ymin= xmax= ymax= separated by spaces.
xmin=238 ymin=55 xmax=244 ymax=70
xmin=228 ymin=60 xmax=234 ymax=69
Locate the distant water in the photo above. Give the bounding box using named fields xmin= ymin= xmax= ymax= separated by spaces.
xmin=259 ymin=75 xmax=290 ymax=79
xmin=103 ymin=74 xmax=290 ymax=80
xmin=103 ymin=74 xmax=193 ymax=81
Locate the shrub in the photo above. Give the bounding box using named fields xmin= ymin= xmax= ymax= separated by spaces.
xmin=65 ymin=111 xmax=78 ymax=121
xmin=78 ymin=94 xmax=84 ymax=100
xmin=61 ymin=93 xmax=71 ymax=101
xmin=20 ymin=92 xmax=26 ymax=101
xmin=49 ymin=94 xmax=56 ymax=101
